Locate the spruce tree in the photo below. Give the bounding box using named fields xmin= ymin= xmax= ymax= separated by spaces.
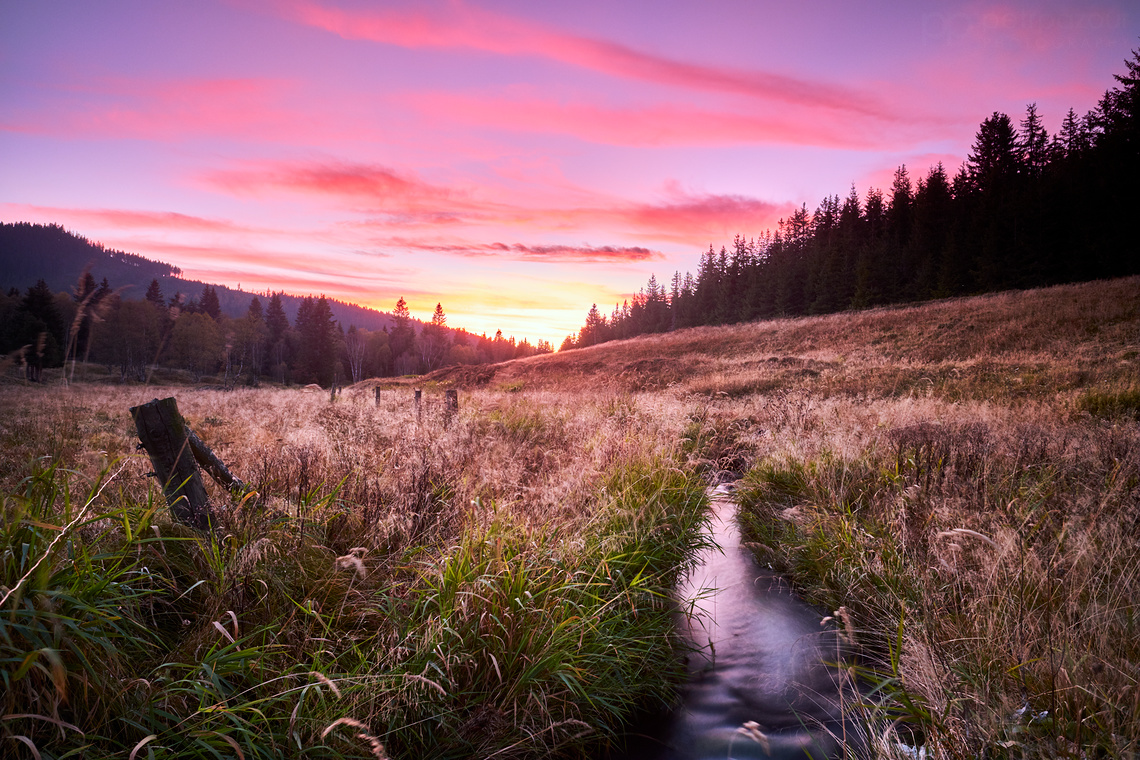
xmin=199 ymin=286 xmax=221 ymax=320
xmin=265 ymin=292 xmax=289 ymax=382
xmin=13 ymin=280 xmax=65 ymax=379
xmin=1019 ymin=103 xmax=1050 ymax=178
xmin=390 ymin=297 xmax=415 ymax=366
xmin=145 ymin=279 xmax=165 ymax=309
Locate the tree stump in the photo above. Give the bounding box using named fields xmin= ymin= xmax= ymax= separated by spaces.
xmin=130 ymin=397 xmax=212 ymax=529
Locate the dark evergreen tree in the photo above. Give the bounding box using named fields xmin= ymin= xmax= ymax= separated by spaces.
xmin=295 ymin=296 xmax=338 ymax=386
xmin=145 ymin=279 xmax=165 ymax=309
xmin=265 ymin=292 xmax=288 ymax=341
xmin=578 ymin=304 xmax=608 ymax=347
xmin=968 ymin=112 xmax=1020 ymax=193
xmin=419 ymin=302 xmax=451 ymax=371
xmin=389 ymin=296 xmax=416 ymax=372
xmin=1089 ymin=44 xmax=1140 ymax=275
xmin=1019 ymin=103 xmax=1050 ymax=179
xmin=10 ymin=280 xmax=65 ymax=380
xmin=199 ymin=285 xmax=221 ymax=320
xmin=1057 ymin=108 xmax=1093 ymax=157
xmin=911 ymin=164 xmax=953 ymax=296
xmin=265 ymin=292 xmax=289 ymax=381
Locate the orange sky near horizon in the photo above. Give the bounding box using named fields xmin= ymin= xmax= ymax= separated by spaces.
xmin=2 ymin=1 xmax=1137 ymax=346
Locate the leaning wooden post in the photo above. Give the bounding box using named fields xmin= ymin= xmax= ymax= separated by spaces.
xmin=414 ymin=389 xmax=422 ymax=422
xmin=445 ymin=389 xmax=458 ymax=426
xmin=130 ymin=397 xmax=212 ymax=529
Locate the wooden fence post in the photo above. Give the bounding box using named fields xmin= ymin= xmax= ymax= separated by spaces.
xmin=375 ymin=386 xmax=381 ymax=406
xmin=414 ymin=389 xmax=422 ymax=422
xmin=130 ymin=397 xmax=212 ymax=529
xmin=445 ymin=389 xmax=458 ymax=425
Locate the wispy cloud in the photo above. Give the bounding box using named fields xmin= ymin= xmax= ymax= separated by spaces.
xmin=1 ymin=77 xmax=310 ymax=142
xmin=402 ymin=91 xmax=923 ymax=149
xmin=8 ymin=205 xmax=255 ymax=234
xmin=381 ymin=238 xmax=662 ymax=263
xmin=203 ymin=157 xmax=789 ymax=249
xmin=572 ymin=192 xmax=795 ymax=245
xmin=205 ymin=160 xmax=470 ymax=221
xmin=287 ymin=0 xmax=900 ymax=120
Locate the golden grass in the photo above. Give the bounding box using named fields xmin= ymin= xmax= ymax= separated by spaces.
xmin=428 ymin=276 xmax=1139 ymax=405
xmin=1 ymin=276 xmax=1137 ymax=758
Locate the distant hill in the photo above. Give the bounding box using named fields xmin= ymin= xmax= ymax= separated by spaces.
xmin=0 ymin=222 xmax=395 ymax=331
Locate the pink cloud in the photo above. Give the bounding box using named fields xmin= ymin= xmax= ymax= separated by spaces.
xmin=402 ymin=91 xmax=929 ymax=150
xmin=2 ymin=77 xmax=310 ymax=143
xmin=618 ymin=194 xmax=794 ymax=243
xmin=203 ymin=157 xmax=791 ymax=249
xmin=8 ymin=205 xmax=254 ymax=234
xmin=381 ymin=238 xmax=662 ymax=263
xmin=205 ymin=160 xmax=472 ymax=220
xmin=287 ymin=0 xmax=903 ymax=120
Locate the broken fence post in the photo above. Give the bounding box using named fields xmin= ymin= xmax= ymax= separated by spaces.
xmin=130 ymin=397 xmax=212 ymax=529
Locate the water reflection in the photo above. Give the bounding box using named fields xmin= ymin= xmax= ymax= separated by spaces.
xmin=623 ymin=486 xmax=861 ymax=760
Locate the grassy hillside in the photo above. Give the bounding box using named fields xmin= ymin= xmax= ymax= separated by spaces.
xmin=429 ymin=275 xmax=1139 ymax=404
xmin=1 ymin=276 xmax=1138 ymax=759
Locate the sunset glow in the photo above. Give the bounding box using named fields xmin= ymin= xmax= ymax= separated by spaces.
xmin=2 ymin=1 xmax=1137 ymax=344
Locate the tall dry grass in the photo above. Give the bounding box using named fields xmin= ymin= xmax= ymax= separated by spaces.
xmin=0 ymin=383 xmax=709 ymax=759
xmin=733 ymin=397 xmax=1139 ymax=758
xmin=2 ymin=276 xmax=1137 ymax=758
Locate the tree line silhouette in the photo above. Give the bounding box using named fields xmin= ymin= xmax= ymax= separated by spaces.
xmin=0 ymin=274 xmax=553 ymax=385
xmin=564 ymin=47 xmax=1140 ymax=350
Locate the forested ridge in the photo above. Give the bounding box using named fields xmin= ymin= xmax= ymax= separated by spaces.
xmin=0 ymin=237 xmax=552 ymax=386
xmin=0 ymin=222 xmax=183 ymax=287
xmin=565 ymin=47 xmax=1140 ymax=349
xmin=0 ymin=222 xmax=395 ymax=331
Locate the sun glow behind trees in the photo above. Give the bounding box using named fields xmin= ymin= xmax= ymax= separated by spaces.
xmin=2 ymin=2 xmax=1138 ymax=344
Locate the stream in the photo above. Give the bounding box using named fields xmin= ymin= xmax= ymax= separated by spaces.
xmin=620 ymin=485 xmax=863 ymax=760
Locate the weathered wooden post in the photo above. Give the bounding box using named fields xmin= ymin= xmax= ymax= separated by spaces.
xmin=445 ymin=389 xmax=458 ymax=425
xmin=414 ymin=389 xmax=422 ymax=422
xmin=375 ymin=386 xmax=381 ymax=406
xmin=330 ymin=381 xmax=337 ymax=403
xmin=130 ymin=397 xmax=212 ymax=529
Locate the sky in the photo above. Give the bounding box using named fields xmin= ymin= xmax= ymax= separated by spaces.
xmin=2 ymin=1 xmax=1138 ymax=346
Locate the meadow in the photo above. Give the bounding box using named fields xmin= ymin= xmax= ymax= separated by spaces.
xmin=2 ymin=275 xmax=1138 ymax=759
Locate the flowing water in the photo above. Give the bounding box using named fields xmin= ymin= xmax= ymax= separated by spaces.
xmin=620 ymin=485 xmax=862 ymax=760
